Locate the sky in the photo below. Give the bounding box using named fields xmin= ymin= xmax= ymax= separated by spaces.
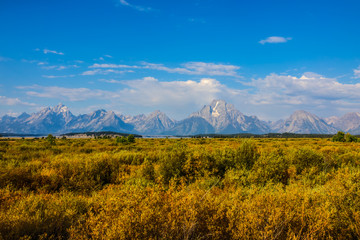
xmin=1 ymin=0 xmax=360 ymax=121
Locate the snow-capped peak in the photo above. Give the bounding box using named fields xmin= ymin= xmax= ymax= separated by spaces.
xmin=53 ymin=103 xmax=70 ymax=113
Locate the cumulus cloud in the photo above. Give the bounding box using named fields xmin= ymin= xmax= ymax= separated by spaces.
xmin=248 ymin=72 xmax=360 ymax=106
xmin=259 ymin=36 xmax=292 ymax=44
xmin=20 ymin=77 xmax=233 ymax=103
xmin=17 ymin=77 xmax=245 ymax=118
xmin=17 ymin=72 xmax=360 ymax=120
xmin=119 ymin=77 xmax=232 ymax=106
xmin=119 ymin=0 xmax=153 ymax=12
xmin=0 ymin=96 xmax=36 ymax=106
xmin=42 ymin=49 xmax=64 ymax=55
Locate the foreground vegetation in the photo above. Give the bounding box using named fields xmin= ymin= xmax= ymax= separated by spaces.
xmin=1 ymin=137 xmax=360 ymax=239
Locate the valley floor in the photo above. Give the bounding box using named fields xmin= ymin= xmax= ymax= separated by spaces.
xmin=1 ymin=137 xmax=360 ymax=239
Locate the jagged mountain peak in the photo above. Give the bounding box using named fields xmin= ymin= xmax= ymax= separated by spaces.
xmin=39 ymin=106 xmax=51 ymax=113
xmin=4 ymin=100 xmax=360 ymax=135
xmin=275 ymin=110 xmax=337 ymax=134
xmin=328 ymin=112 xmax=360 ymax=133
xmin=189 ymin=99 xmax=269 ymax=134
xmin=53 ymin=103 xmax=70 ymax=113
xmin=18 ymin=112 xmax=30 ymax=119
xmin=163 ymin=116 xmax=215 ymax=136
xmin=210 ymin=99 xmax=235 ymax=110
xmin=288 ymin=110 xmax=321 ymax=123
xmin=290 ymin=110 xmax=315 ymax=117
xmin=192 ymin=99 xmax=236 ymax=119
xmin=90 ymin=109 xmax=107 ymax=117
xmin=210 ymin=99 xmax=226 ymax=107
xmin=129 ymin=110 xmax=175 ymax=134
xmin=342 ymin=112 xmax=360 ymax=118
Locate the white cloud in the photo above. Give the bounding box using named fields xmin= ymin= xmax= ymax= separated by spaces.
xmin=89 ymin=63 xmax=140 ymax=69
xmin=119 ymin=77 xmax=231 ymax=106
xmin=81 ymin=69 xmax=134 ymax=75
xmin=99 ymin=79 xmax=123 ymax=83
xmin=2 ymin=112 xmax=22 ymax=117
xmin=42 ymin=75 xmax=76 ymax=78
xmin=184 ymin=62 xmax=240 ymax=76
xmin=89 ymin=61 xmax=240 ymax=77
xmin=22 ymin=59 xmax=48 ymax=65
xmin=259 ymin=36 xmax=292 ymax=44
xmin=20 ymin=77 xmax=231 ymax=103
xmin=0 ymin=96 xmax=36 ymax=106
xmin=248 ymin=72 xmax=360 ymax=106
xmin=17 ymin=72 xmax=360 ymax=120
xmin=17 ymin=77 xmax=244 ymax=118
xmin=354 ymin=66 xmax=360 ymax=79
xmin=42 ymin=65 xmax=79 ymax=70
xmin=142 ymin=62 xmax=241 ymax=77
xmin=18 ymin=85 xmax=110 ymax=101
xmin=42 ymin=49 xmax=64 ymax=55
xmin=119 ymin=0 xmax=153 ymax=12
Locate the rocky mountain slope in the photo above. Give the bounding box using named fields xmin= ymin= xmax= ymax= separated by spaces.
xmin=325 ymin=112 xmax=360 ymax=133
xmin=1 ymin=101 xmax=359 ymax=135
xmin=164 ymin=117 xmax=215 ymax=135
xmin=273 ymin=110 xmax=338 ymax=134
xmin=189 ymin=100 xmax=270 ymax=134
xmin=123 ymin=110 xmax=175 ymax=135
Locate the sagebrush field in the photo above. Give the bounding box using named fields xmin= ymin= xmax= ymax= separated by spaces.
xmin=1 ymin=137 xmax=360 ymax=239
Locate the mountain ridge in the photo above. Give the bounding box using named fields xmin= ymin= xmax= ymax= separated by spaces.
xmin=0 ymin=100 xmax=358 ymax=135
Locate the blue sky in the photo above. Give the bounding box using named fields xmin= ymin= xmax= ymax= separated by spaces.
xmin=1 ymin=0 xmax=360 ymax=120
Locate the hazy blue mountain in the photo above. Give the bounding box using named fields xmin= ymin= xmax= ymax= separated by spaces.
xmin=325 ymin=112 xmax=360 ymax=134
xmin=273 ymin=110 xmax=338 ymax=134
xmin=164 ymin=117 xmax=215 ymax=135
xmin=0 ymin=104 xmax=75 ymax=134
xmin=1 ymin=101 xmax=356 ymax=135
xmin=123 ymin=110 xmax=175 ymax=135
xmin=68 ymin=109 xmax=133 ymax=133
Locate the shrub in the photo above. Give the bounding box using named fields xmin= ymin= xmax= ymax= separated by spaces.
xmin=233 ymin=140 xmax=259 ymax=169
xmin=46 ymin=134 xmax=56 ymax=146
xmin=332 ymin=131 xmax=357 ymax=142
xmin=249 ymin=151 xmax=290 ymax=186
xmin=291 ymin=147 xmax=324 ymax=174
xmin=127 ymin=134 xmax=135 ymax=143
xmin=158 ymin=144 xmax=188 ymax=184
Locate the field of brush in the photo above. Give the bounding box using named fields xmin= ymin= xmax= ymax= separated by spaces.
xmin=1 ymin=137 xmax=360 ymax=239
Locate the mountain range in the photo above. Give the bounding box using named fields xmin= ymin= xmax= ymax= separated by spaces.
xmin=0 ymin=100 xmax=359 ymax=135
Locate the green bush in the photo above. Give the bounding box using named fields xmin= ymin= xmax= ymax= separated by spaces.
xmin=159 ymin=144 xmax=188 ymax=184
xmin=332 ymin=131 xmax=358 ymax=142
xmin=249 ymin=151 xmax=290 ymax=186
